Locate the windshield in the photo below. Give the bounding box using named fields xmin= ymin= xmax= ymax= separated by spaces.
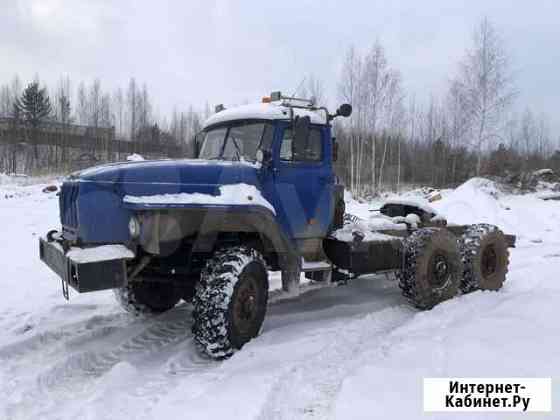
xmin=199 ymin=121 xmax=271 ymax=161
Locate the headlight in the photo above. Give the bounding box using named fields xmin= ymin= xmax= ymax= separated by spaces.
xmin=128 ymin=216 xmax=141 ymax=239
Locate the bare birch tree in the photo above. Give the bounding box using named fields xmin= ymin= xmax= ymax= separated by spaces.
xmin=363 ymin=41 xmax=400 ymax=195
xmin=77 ymin=82 xmax=88 ymax=125
xmin=113 ymin=88 xmax=124 ymax=138
xmin=89 ymin=79 xmax=101 ymax=128
xmin=54 ymin=76 xmax=72 ymax=166
xmin=378 ymin=71 xmax=404 ymax=190
xmin=453 ymin=18 xmax=516 ymax=175
xmin=338 ymin=46 xmax=362 ymax=195
xmin=127 ymin=78 xmax=137 ymax=142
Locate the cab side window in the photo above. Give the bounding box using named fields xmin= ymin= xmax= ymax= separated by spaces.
xmin=280 ymin=127 xmax=323 ymax=162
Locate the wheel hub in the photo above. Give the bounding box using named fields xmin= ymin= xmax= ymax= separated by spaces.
xmin=481 ymin=245 xmax=498 ymax=277
xmin=430 ymin=253 xmax=450 ymax=287
xmin=233 ymin=277 xmax=259 ymax=334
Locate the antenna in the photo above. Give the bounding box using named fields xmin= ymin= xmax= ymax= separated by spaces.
xmin=291 ymin=76 xmax=306 ymax=98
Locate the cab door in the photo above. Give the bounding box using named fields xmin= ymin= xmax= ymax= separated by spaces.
xmin=269 ymin=121 xmax=334 ymax=240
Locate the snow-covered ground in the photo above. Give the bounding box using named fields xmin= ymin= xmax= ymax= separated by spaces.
xmin=0 ymin=177 xmax=559 ymax=419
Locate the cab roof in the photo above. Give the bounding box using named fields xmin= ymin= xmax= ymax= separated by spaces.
xmin=202 ymin=102 xmax=327 ymax=129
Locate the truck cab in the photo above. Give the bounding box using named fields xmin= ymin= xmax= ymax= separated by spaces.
xmin=199 ymin=100 xmax=345 ymax=256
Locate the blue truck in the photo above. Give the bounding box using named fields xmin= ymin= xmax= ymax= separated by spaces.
xmin=40 ymin=92 xmax=515 ymax=359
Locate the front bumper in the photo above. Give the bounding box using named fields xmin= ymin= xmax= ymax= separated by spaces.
xmin=39 ymin=237 xmax=132 ymax=295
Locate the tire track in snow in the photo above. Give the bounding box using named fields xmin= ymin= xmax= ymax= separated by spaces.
xmin=255 ymin=305 xmax=413 ymax=420
xmin=2 ymin=305 xmax=195 ymax=420
xmin=0 ymin=311 xmax=129 ymax=363
xmin=39 ymin=309 xmax=191 ymax=386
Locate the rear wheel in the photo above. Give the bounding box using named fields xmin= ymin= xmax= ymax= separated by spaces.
xmin=114 ymin=280 xmax=181 ymax=315
xmin=192 ymin=246 xmax=268 ymax=359
xmin=459 ymin=224 xmax=509 ymax=293
xmin=397 ymin=228 xmax=463 ymax=310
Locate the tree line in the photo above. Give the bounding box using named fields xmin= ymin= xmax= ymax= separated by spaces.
xmin=333 ymin=18 xmax=560 ymax=196
xmin=1 ymin=17 xmax=559 ymax=192
xmin=0 ymin=76 xmax=203 ymax=174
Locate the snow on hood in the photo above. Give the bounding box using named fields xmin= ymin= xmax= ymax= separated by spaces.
xmin=203 ymin=102 xmax=327 ymax=128
xmin=123 ymin=183 xmax=275 ymax=214
xmin=75 ymin=159 xmax=261 ymax=193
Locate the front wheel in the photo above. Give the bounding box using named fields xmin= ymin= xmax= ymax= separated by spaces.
xmin=192 ymin=246 xmax=269 ymax=359
xmin=113 ymin=280 xmax=181 ymax=315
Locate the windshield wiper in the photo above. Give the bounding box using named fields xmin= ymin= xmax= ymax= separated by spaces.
xmin=228 ymin=135 xmax=242 ymax=161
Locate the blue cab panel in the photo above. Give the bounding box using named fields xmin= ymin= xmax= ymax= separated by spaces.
xmin=59 ymin=120 xmax=334 ymax=245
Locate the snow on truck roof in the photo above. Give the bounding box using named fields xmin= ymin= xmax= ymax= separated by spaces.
xmin=202 ymin=102 xmax=327 ymax=129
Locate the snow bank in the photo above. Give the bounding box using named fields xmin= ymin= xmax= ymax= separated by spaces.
xmin=431 ymin=178 xmax=503 ymax=226
xmin=126 ymin=154 xmax=145 ymax=162
xmin=124 ymin=183 xmax=276 ymax=214
xmin=533 ymin=168 xmax=554 ymax=177
xmin=0 ymin=173 xmax=60 ymax=188
xmin=0 ymin=174 xmax=61 ymax=201
xmin=431 ymin=176 xmax=559 ymax=244
xmin=538 ymin=191 xmax=560 ymax=201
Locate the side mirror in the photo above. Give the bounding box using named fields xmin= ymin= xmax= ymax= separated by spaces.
xmin=336 ymin=104 xmax=352 ymax=118
xmin=294 ymin=115 xmax=311 ymax=145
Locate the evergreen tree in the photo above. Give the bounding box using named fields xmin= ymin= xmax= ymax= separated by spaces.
xmin=16 ymin=82 xmax=52 ymax=128
xmin=16 ymin=81 xmax=52 ymax=162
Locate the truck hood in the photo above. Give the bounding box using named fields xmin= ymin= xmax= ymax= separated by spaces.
xmin=77 ymin=159 xmax=263 ymax=196
xmin=61 ymin=159 xmax=269 ymax=244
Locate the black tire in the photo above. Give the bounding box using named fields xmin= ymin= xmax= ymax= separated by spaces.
xmin=181 ymin=285 xmax=196 ymax=303
xmin=459 ymin=224 xmax=509 ymax=293
xmin=180 ymin=275 xmax=199 ymax=303
xmin=114 ymin=280 xmax=181 ymax=315
xmin=397 ymin=228 xmax=463 ymax=310
xmin=192 ymin=246 xmax=268 ymax=359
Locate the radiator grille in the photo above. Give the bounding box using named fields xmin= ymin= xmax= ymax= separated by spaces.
xmin=60 ymin=182 xmax=79 ymax=229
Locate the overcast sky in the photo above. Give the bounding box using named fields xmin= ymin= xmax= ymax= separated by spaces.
xmin=1 ymin=0 xmax=559 ymax=135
